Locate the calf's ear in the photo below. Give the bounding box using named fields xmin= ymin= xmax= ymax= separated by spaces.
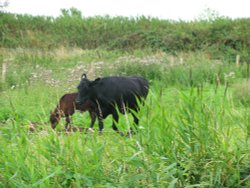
xmin=90 ymin=77 xmax=101 ymax=87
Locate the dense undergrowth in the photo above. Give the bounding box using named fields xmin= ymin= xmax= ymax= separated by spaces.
xmin=1 ymin=8 xmax=250 ymax=61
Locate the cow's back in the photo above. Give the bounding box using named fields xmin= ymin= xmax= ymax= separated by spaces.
xmin=93 ymin=76 xmax=149 ymax=110
xmin=129 ymin=76 xmax=149 ymax=98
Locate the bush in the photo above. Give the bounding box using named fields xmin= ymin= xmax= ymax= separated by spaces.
xmin=1 ymin=11 xmax=250 ymax=59
xmin=232 ymin=81 xmax=250 ymax=106
xmin=0 ymin=108 xmax=12 ymax=121
xmin=110 ymin=59 xmax=242 ymax=88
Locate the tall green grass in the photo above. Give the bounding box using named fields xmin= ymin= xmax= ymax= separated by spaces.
xmin=0 ymin=49 xmax=249 ymax=187
xmin=0 ymin=84 xmax=249 ymax=187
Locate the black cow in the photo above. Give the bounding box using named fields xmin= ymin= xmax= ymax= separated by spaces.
xmin=76 ymin=74 xmax=149 ymax=135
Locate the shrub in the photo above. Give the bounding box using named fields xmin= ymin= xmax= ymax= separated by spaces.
xmin=1 ymin=11 xmax=250 ymax=60
xmin=232 ymin=80 xmax=250 ymax=106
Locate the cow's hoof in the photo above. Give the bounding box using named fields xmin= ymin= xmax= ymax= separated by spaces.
xmin=87 ymin=128 xmax=95 ymax=133
xmin=119 ymin=132 xmax=124 ymax=137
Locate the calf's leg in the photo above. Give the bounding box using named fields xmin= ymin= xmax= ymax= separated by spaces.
xmin=65 ymin=116 xmax=72 ymax=130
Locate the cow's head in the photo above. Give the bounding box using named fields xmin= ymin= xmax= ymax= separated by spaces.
xmin=76 ymin=73 xmax=100 ymax=105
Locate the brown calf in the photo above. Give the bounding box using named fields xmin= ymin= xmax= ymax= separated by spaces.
xmin=50 ymin=93 xmax=96 ymax=130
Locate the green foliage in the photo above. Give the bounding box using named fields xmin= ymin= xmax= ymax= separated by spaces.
xmin=111 ymin=57 xmax=245 ymax=88
xmin=0 ymin=9 xmax=250 ymax=184
xmin=0 ymin=108 xmax=12 ymax=121
xmin=0 ymin=84 xmax=249 ymax=187
xmin=0 ymin=49 xmax=250 ymax=187
xmin=1 ymin=10 xmax=250 ymax=59
xmin=232 ymin=80 xmax=250 ymax=106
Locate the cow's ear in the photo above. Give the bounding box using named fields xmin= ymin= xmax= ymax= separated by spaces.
xmin=81 ymin=73 xmax=87 ymax=79
xmin=90 ymin=77 xmax=101 ymax=87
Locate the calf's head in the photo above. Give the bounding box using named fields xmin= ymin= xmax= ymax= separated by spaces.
xmin=50 ymin=111 xmax=60 ymax=129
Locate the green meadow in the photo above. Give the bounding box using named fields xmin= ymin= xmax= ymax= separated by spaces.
xmin=0 ymin=10 xmax=250 ymax=187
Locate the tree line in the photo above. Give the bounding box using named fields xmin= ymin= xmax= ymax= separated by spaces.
xmin=1 ymin=8 xmax=250 ymax=60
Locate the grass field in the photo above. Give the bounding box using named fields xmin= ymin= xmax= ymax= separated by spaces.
xmin=0 ymin=48 xmax=249 ymax=187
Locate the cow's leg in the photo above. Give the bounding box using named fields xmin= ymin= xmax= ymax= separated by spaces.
xmin=132 ymin=113 xmax=139 ymax=125
xmin=112 ymin=112 xmax=119 ymax=132
xmin=95 ymin=100 xmax=104 ymax=135
xmin=97 ymin=115 xmax=104 ymax=135
xmin=128 ymin=113 xmax=139 ymax=135
xmin=112 ymin=112 xmax=124 ymax=136
xmin=88 ymin=111 xmax=96 ymax=128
